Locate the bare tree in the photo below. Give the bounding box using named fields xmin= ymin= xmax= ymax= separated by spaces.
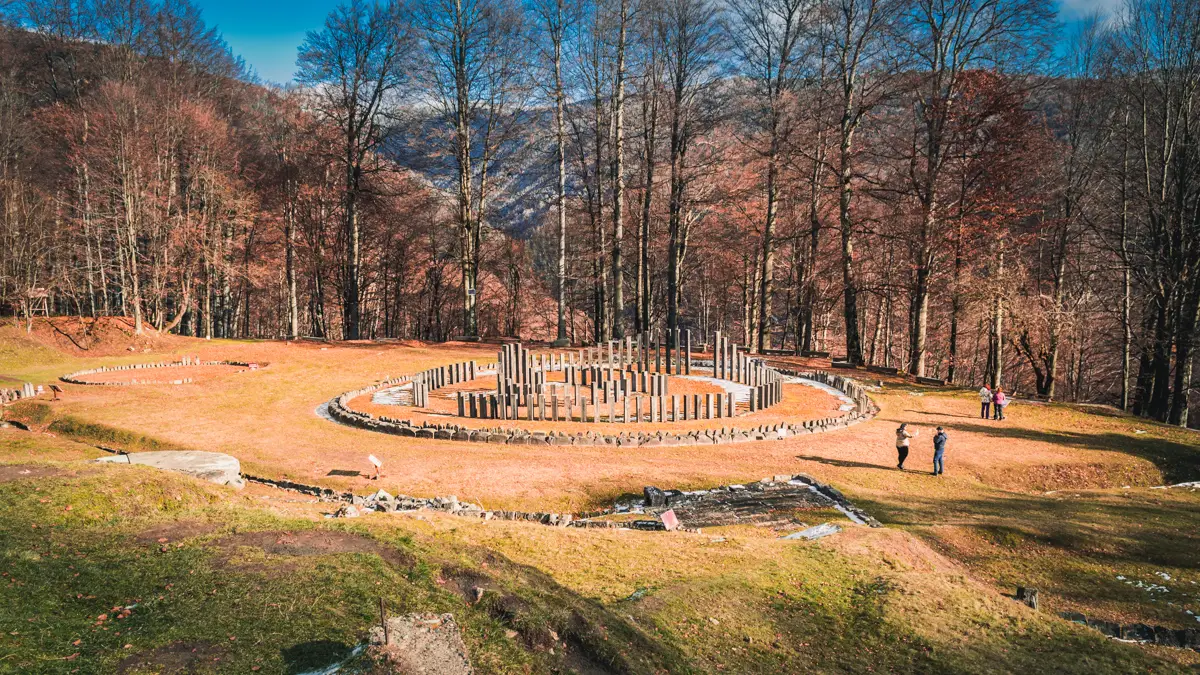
xmin=655 ymin=0 xmax=724 ymax=341
xmin=897 ymin=0 xmax=1054 ymax=376
xmin=821 ymin=0 xmax=899 ymax=365
xmin=297 ymin=0 xmax=411 ymax=339
xmin=414 ymin=0 xmax=526 ymax=339
xmin=729 ymin=0 xmax=811 ymax=352
xmin=530 ymin=0 xmax=577 ymax=345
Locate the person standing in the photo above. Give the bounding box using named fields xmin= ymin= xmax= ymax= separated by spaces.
xmin=993 ymin=388 xmax=1007 ymax=420
xmin=979 ymin=384 xmax=992 ymax=419
xmin=932 ymin=426 xmax=948 ymax=476
xmin=896 ymin=423 xmax=917 ymax=470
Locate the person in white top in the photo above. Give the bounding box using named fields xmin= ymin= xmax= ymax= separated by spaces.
xmin=979 ymin=385 xmax=992 ymax=419
xmin=895 ymin=423 xmax=918 ymax=470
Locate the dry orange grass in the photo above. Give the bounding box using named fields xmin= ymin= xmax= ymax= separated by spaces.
xmin=9 ymin=324 xmax=1193 ymax=514
xmin=6 ymin=321 xmax=1199 ymax=658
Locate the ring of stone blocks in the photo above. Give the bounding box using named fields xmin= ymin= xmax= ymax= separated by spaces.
xmin=328 ymin=362 xmax=877 ymax=447
xmin=432 ymin=345 xmax=787 ymax=423
xmin=59 ymin=359 xmax=263 ymax=386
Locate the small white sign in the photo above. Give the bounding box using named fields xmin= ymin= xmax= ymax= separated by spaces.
xmin=467 ymin=288 xmax=477 ymax=296
xmin=368 ymin=455 xmax=382 ymax=468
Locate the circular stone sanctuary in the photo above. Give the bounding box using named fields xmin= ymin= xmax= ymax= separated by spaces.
xmin=327 ymin=331 xmax=877 ymax=446
xmin=61 ymin=357 xmax=263 ymax=386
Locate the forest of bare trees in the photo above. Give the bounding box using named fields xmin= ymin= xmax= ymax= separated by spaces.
xmin=1 ymin=0 xmax=1198 ymax=425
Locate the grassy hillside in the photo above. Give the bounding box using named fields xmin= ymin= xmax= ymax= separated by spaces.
xmin=1 ymin=453 xmax=1193 ymax=674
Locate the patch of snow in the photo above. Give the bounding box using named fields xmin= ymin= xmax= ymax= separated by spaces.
xmin=781 ymin=523 xmax=842 ymax=540
xmin=314 ymin=401 xmax=334 ymax=421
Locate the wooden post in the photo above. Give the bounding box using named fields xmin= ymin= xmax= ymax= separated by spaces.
xmin=380 ymin=597 xmax=390 ymax=646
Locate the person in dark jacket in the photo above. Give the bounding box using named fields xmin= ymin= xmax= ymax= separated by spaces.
xmin=932 ymin=426 xmax=947 ymax=476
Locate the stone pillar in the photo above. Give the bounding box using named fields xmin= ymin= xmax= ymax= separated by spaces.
xmin=685 ymin=330 xmax=692 ymax=375
xmin=713 ymin=331 xmax=722 ymax=378
xmin=727 ymin=394 xmax=735 ymax=417
xmin=623 ymin=396 xmax=631 ymax=423
xmin=581 ymin=398 xmax=589 ymax=423
xmin=457 ymin=392 xmax=465 ymax=417
xmin=706 ymin=393 xmax=714 ymax=419
xmin=552 ymin=395 xmax=560 ymax=421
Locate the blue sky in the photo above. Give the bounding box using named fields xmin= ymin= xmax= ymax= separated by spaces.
xmin=198 ymin=0 xmax=1120 ymax=85
xmin=199 ymin=0 xmax=334 ymax=84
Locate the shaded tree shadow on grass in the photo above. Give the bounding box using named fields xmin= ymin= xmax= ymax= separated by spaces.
xmin=859 ymin=489 xmax=1200 ymax=571
xmin=864 ymin=487 xmax=1200 ymax=631
xmin=946 ymin=423 xmax=1200 ymax=484
xmin=282 ymin=640 xmax=356 ymax=674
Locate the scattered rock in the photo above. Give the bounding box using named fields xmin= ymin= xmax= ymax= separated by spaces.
xmin=96 ymin=451 xmax=244 ymax=488
xmin=368 ymin=613 xmax=473 ymax=675
xmin=643 ymin=486 xmax=667 ymax=508
xmin=1016 ymin=586 xmax=1039 ymax=610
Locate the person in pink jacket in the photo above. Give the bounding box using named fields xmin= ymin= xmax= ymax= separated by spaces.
xmin=992 ymin=388 xmax=1007 ymax=420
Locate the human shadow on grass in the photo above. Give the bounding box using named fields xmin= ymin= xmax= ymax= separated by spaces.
xmin=796 ymin=454 xmax=894 ymax=471
xmin=947 ymin=422 xmax=1200 ymax=484
xmin=902 ymin=409 xmax=980 ymax=419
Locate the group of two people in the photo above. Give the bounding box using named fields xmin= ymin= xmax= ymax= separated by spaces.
xmin=895 ymin=423 xmax=948 ymax=476
xmin=979 ymin=384 xmax=1008 ymax=420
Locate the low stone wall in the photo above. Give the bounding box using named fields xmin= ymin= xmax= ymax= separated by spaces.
xmin=60 ymin=358 xmax=263 ymax=386
xmin=326 ymin=366 xmax=877 ymax=447
xmin=1060 ymin=612 xmax=1199 ymax=651
xmin=246 ymin=471 xmax=878 ymax=534
xmin=245 ymin=474 xmax=611 ymax=529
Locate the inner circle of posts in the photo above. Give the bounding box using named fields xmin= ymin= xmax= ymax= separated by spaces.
xmin=432 ymin=330 xmax=784 ymax=424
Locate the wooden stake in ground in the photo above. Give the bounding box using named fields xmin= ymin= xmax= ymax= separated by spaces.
xmin=380 ymin=597 xmax=390 ymax=645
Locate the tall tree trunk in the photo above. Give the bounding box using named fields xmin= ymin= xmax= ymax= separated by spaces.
xmin=837 ymin=113 xmax=863 ymax=364
xmin=610 ymin=0 xmax=629 ymax=339
xmin=757 ymin=133 xmax=778 ymax=353
xmin=947 ymin=220 xmax=962 ymax=384
xmin=638 ymin=78 xmax=658 ymax=336
xmin=988 ymin=246 xmax=1004 ymax=389
xmin=553 ymin=9 xmax=568 ymax=345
